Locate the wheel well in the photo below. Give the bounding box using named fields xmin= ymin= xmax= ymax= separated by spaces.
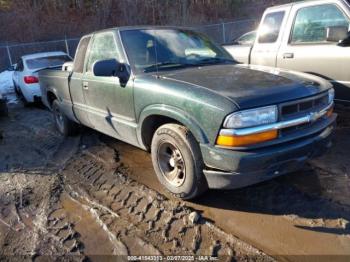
xmin=141 ymin=115 xmax=180 ymax=151
xmin=47 ymin=91 xmax=57 ymax=109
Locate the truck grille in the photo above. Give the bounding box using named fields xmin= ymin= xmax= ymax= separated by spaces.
xmin=279 ymin=92 xmax=329 ymax=137
xmin=280 ymin=93 xmax=328 ymax=120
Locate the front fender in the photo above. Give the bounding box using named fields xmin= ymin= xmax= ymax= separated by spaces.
xmin=137 ymin=104 xmax=209 ymax=148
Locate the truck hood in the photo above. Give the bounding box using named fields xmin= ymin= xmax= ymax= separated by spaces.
xmin=159 ymin=64 xmax=331 ymax=109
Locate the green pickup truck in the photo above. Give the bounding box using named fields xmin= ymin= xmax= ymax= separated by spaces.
xmin=39 ymin=27 xmax=336 ymax=199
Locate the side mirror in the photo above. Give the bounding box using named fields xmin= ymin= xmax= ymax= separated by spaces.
xmin=326 ymin=26 xmax=349 ymax=42
xmin=93 ymin=59 xmax=130 ymax=87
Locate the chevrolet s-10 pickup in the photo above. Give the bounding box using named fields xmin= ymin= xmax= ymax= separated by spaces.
xmin=39 ymin=26 xmax=336 ymax=199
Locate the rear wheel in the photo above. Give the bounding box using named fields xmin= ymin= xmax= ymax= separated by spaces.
xmin=52 ymin=100 xmax=79 ymax=136
xmin=0 ymin=99 xmax=8 ymax=117
xmin=13 ymin=81 xmax=20 ymax=95
xmin=16 ymin=86 xmax=29 ymax=106
xmin=151 ymin=123 xmax=208 ymax=200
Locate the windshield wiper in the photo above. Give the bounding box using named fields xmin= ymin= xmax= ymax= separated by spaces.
xmin=195 ymin=57 xmax=235 ymax=65
xmin=143 ymin=58 xmax=235 ymax=73
xmin=143 ymin=62 xmax=190 ymax=73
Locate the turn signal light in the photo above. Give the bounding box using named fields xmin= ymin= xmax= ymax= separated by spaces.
xmin=216 ymin=130 xmax=278 ymax=147
xmin=326 ymin=106 xmax=334 ymax=117
xmin=24 ymin=76 xmax=39 ymax=84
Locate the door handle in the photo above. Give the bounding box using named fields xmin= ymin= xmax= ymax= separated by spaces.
xmin=283 ymin=53 xmax=294 ymax=59
xmin=83 ymin=81 xmax=89 ymax=90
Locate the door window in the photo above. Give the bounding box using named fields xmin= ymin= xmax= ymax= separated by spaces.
xmin=291 ymin=4 xmax=350 ymax=43
xmin=258 ymin=11 xmax=285 ymax=43
xmin=73 ymin=36 xmax=91 ymax=73
xmin=86 ymin=33 xmax=120 ymax=73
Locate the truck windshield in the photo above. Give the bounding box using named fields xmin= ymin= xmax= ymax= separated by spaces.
xmin=26 ymin=55 xmax=72 ymax=70
xmin=120 ymin=29 xmax=235 ymax=73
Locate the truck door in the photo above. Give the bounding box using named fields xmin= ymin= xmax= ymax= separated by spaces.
xmin=69 ymin=35 xmax=93 ymax=127
xmin=250 ymin=8 xmax=290 ymax=67
xmin=276 ymin=2 xmax=350 ymax=104
xmin=82 ymin=32 xmax=137 ymax=142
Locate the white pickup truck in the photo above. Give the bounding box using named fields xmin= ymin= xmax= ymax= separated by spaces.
xmin=224 ymin=0 xmax=350 ymax=105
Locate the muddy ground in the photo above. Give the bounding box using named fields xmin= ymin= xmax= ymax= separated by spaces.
xmin=0 ymin=101 xmax=271 ymax=261
xmin=0 ymin=99 xmax=349 ymax=261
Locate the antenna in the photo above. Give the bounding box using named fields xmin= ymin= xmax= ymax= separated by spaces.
xmin=153 ymin=30 xmax=159 ymax=78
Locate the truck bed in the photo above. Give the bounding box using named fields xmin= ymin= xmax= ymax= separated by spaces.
xmin=39 ymin=69 xmax=71 ymax=109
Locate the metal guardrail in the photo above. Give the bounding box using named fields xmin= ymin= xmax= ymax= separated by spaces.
xmin=0 ymin=19 xmax=258 ymax=71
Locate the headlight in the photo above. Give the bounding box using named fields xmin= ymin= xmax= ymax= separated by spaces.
xmin=328 ymin=88 xmax=335 ymax=104
xmin=224 ymin=105 xmax=278 ymax=129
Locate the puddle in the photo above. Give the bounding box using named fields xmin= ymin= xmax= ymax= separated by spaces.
xmin=101 ymin=134 xmax=350 ymax=260
xmin=60 ymin=193 xmax=116 ymax=257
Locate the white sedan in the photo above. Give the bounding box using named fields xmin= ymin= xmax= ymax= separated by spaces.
xmin=12 ymin=51 xmax=72 ymax=104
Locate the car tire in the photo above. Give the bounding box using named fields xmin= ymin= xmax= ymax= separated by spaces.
xmin=13 ymin=81 xmax=20 ymax=95
xmin=151 ymin=123 xmax=208 ymax=200
xmin=21 ymin=95 xmax=29 ymax=107
xmin=0 ymin=99 xmax=8 ymax=117
xmin=16 ymin=86 xmax=29 ymax=106
xmin=52 ymin=100 xmax=79 ymax=136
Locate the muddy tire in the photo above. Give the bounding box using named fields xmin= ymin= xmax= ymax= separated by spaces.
xmin=52 ymin=100 xmax=79 ymax=136
xmin=151 ymin=123 xmax=208 ymax=200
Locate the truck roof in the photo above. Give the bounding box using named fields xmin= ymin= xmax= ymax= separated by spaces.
xmin=266 ymin=0 xmax=349 ymax=11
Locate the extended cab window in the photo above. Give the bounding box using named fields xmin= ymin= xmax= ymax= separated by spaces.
xmin=291 ymin=4 xmax=350 ymax=44
xmin=74 ymin=36 xmax=91 ymax=73
xmin=258 ymin=11 xmax=285 ymax=43
xmin=86 ymin=33 xmax=119 ymax=73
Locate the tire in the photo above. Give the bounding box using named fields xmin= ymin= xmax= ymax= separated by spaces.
xmin=13 ymin=81 xmax=20 ymax=95
xmin=52 ymin=100 xmax=79 ymax=136
xmin=21 ymin=94 xmax=29 ymax=107
xmin=151 ymin=123 xmax=208 ymax=200
xmin=16 ymin=86 xmax=29 ymax=106
xmin=0 ymin=100 xmax=8 ymax=117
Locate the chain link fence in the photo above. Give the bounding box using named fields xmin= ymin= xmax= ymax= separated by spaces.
xmin=0 ymin=38 xmax=80 ymax=71
xmin=195 ymin=19 xmax=258 ymax=45
xmin=0 ymin=19 xmax=258 ymax=71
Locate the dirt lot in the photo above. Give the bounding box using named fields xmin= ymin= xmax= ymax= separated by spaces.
xmin=0 ymin=99 xmax=349 ymax=261
xmin=0 ymin=101 xmax=271 ymax=261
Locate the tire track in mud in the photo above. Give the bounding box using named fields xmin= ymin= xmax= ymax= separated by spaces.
xmin=0 ymin=104 xmax=86 ymax=261
xmin=62 ymin=143 xmax=273 ymax=261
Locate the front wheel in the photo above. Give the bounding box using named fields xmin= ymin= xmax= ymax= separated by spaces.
xmin=52 ymin=100 xmax=79 ymax=136
xmin=151 ymin=123 xmax=208 ymax=200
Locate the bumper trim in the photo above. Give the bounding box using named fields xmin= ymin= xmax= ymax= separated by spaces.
xmin=220 ymin=102 xmax=333 ymax=137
